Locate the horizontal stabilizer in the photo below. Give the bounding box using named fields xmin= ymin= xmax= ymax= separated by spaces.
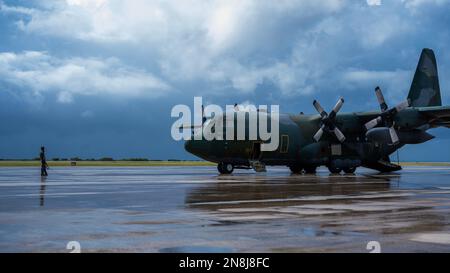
xmin=418 ymin=106 xmax=450 ymax=128
xmin=363 ymin=159 xmax=402 ymax=173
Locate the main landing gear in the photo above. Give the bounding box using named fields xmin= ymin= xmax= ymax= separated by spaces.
xmin=289 ymin=165 xmax=317 ymax=174
xmin=218 ymin=162 xmax=234 ymax=174
xmin=327 ymin=165 xmax=356 ymax=174
xmin=289 ymin=164 xmax=357 ymax=175
xmin=327 ymin=158 xmax=359 ymax=174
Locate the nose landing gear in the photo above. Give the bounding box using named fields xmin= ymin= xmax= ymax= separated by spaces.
xmin=218 ymin=162 xmax=234 ymax=174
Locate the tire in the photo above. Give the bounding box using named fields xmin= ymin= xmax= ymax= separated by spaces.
xmin=328 ymin=165 xmax=342 ymax=174
xmin=304 ymin=166 xmax=317 ymax=174
xmin=343 ymin=167 xmax=356 ymax=174
xmin=289 ymin=165 xmax=303 ymax=174
xmin=218 ymin=162 xmax=234 ymax=174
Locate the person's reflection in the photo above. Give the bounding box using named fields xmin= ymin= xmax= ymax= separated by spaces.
xmin=40 ymin=176 xmax=46 ymax=207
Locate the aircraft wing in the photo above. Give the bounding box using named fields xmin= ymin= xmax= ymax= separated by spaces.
xmin=418 ymin=106 xmax=450 ymax=128
xmin=353 ymin=111 xmax=385 ymax=126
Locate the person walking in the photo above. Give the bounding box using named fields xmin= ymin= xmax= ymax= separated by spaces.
xmin=40 ymin=146 xmax=48 ymax=176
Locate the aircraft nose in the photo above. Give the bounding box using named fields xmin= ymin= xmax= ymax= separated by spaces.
xmin=184 ymin=140 xmax=194 ymax=154
xmin=184 ymin=139 xmax=207 ymax=157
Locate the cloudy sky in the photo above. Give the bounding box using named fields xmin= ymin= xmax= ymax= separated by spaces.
xmin=1 ymin=0 xmax=450 ymax=161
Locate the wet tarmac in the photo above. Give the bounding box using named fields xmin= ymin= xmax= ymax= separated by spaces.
xmin=1 ymin=166 xmax=450 ymax=252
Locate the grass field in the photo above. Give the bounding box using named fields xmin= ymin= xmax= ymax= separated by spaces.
xmin=399 ymin=162 xmax=450 ymax=167
xmin=0 ymin=160 xmax=216 ymax=167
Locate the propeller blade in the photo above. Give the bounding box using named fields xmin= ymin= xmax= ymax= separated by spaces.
xmin=389 ymin=126 xmax=400 ymax=145
xmin=334 ymin=127 xmax=346 ymax=143
xmin=365 ymin=116 xmax=382 ymax=130
xmin=313 ymin=100 xmax=327 ymax=118
xmin=313 ymin=126 xmax=324 ymax=142
xmin=329 ymin=97 xmax=344 ymax=119
xmin=375 ymin=86 xmax=388 ymax=112
xmin=394 ymin=99 xmax=410 ymax=113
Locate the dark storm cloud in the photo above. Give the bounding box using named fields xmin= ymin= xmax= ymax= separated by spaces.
xmin=0 ymin=0 xmax=450 ymax=160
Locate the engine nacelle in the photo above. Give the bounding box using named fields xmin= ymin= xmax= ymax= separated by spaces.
xmin=366 ymin=128 xmax=434 ymax=144
xmin=366 ymin=128 xmax=392 ymax=143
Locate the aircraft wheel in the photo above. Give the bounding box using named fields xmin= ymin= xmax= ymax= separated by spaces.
xmin=343 ymin=167 xmax=356 ymax=174
xmin=328 ymin=165 xmax=342 ymax=174
xmin=304 ymin=166 xmax=317 ymax=174
xmin=289 ymin=165 xmax=303 ymax=174
xmin=218 ymin=162 xmax=234 ymax=174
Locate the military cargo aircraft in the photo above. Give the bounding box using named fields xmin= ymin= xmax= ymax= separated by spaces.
xmin=184 ymin=49 xmax=450 ymax=174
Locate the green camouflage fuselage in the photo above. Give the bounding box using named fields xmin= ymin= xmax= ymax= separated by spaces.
xmin=185 ymin=107 xmax=442 ymax=170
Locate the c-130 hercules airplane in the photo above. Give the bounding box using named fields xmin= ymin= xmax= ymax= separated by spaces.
xmin=184 ymin=49 xmax=450 ymax=174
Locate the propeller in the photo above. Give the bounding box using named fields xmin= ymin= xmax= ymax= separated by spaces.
xmin=313 ymin=97 xmax=346 ymax=143
xmin=364 ymin=86 xmax=410 ymax=145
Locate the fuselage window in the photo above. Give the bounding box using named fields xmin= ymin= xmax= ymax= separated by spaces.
xmin=281 ymin=135 xmax=289 ymax=153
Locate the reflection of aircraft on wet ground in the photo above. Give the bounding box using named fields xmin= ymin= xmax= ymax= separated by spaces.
xmin=185 ymin=173 xmax=395 ymax=211
xmin=185 ymin=49 xmax=450 ymax=174
xmin=184 ymin=170 xmax=450 ymax=252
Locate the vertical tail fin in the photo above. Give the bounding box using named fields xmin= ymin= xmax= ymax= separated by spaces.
xmin=408 ymin=48 xmax=442 ymax=107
